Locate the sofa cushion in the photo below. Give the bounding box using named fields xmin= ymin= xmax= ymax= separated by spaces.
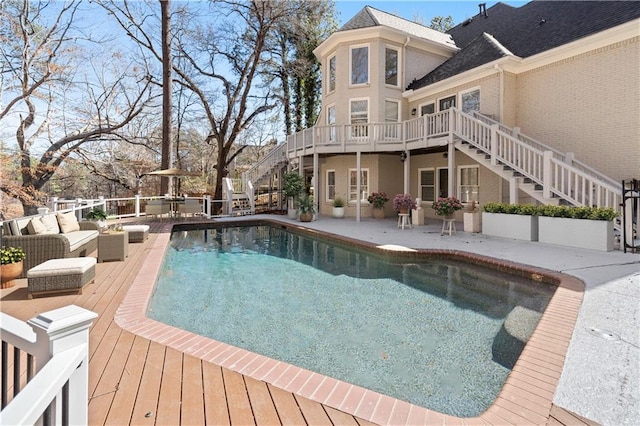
xmin=61 ymin=230 xmax=99 ymax=252
xmin=27 ymin=217 xmax=47 ymax=235
xmin=40 ymin=214 xmax=60 ymax=234
xmin=13 ymin=218 xmax=32 ymax=235
xmin=57 ymin=212 xmax=80 ymax=234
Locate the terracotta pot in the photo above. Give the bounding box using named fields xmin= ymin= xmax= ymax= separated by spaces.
xmin=299 ymin=212 xmax=313 ymax=222
xmin=398 ymin=208 xmax=409 ymax=215
xmin=372 ymin=207 xmax=385 ymax=219
xmin=1 ymin=261 xmax=24 ymax=289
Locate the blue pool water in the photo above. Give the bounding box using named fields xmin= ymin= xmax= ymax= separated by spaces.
xmin=148 ymin=225 xmax=554 ymax=417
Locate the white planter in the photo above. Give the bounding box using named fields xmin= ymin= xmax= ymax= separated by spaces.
xmin=482 ymin=212 xmax=538 ymax=241
xmin=287 ymin=209 xmax=298 ymax=219
xmin=332 ymin=207 xmax=345 ymax=218
xmin=463 ymin=212 xmax=481 ymax=233
xmin=539 ymin=217 xmax=614 ymax=251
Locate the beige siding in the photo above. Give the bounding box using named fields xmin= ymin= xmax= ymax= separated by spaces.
xmin=516 ymin=37 xmax=640 ymax=181
xmin=503 ymin=71 xmax=518 ymax=127
xmin=404 ymin=46 xmax=448 ymax=86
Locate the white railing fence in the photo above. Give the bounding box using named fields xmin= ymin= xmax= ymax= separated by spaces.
xmin=0 ymin=305 xmax=97 ymax=426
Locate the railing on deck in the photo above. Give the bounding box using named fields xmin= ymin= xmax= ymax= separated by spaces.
xmin=0 ymin=305 xmax=97 ymax=425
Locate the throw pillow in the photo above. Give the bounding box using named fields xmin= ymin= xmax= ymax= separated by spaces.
xmin=27 ymin=217 xmax=47 ymax=235
xmin=57 ymin=212 xmax=80 ymax=234
xmin=40 ymin=214 xmax=61 ymax=234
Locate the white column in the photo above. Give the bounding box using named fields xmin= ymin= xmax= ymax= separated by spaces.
xmin=509 ymin=177 xmax=519 ymax=204
xmin=28 ymin=305 xmax=98 ymax=426
xmin=313 ymin=152 xmax=319 ymax=219
xmin=542 ymin=151 xmax=553 ymax=199
xmin=448 ymin=141 xmax=455 ymax=198
xmin=134 ymin=194 xmax=141 ymax=217
xmin=356 ymin=152 xmax=361 ymax=222
xmin=403 ymin=152 xmax=410 ymax=194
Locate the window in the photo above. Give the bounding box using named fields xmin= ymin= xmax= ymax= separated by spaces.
xmin=350 ymin=99 xmax=368 ymax=138
xmin=419 ymin=169 xmax=435 ymax=202
xmin=327 ymin=104 xmax=336 ymax=141
xmin=384 ymin=100 xmax=399 ymax=139
xmin=420 ymin=103 xmax=435 ymax=116
xmin=439 ymin=95 xmax=456 ymax=111
xmin=459 ymin=166 xmax=479 ymax=202
xmin=328 ymin=55 xmax=336 ymax=93
xmin=438 ymin=168 xmax=449 ymax=198
xmin=326 ymin=170 xmax=336 ymax=202
xmin=385 ymin=47 xmax=398 ymax=86
xmin=461 ymin=89 xmax=480 ymax=113
xmin=350 ymin=46 xmax=368 ymax=85
xmin=349 ymin=169 xmax=369 ymax=202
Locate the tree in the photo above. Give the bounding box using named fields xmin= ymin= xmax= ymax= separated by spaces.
xmin=160 ymin=0 xmax=173 ymax=195
xmin=429 ymin=15 xmax=454 ymax=32
xmin=0 ymin=0 xmax=156 ymax=214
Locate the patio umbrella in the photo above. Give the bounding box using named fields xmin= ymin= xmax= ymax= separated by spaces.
xmin=145 ymin=168 xmax=201 ymax=197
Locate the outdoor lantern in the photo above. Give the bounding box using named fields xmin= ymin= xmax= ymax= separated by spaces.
xmin=400 ymin=151 xmax=407 ymax=162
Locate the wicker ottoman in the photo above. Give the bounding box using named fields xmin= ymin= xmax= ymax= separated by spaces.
xmin=27 ymin=257 xmax=96 ymax=299
xmin=121 ymin=225 xmax=149 ymax=243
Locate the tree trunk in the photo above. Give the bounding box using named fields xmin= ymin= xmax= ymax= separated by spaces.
xmin=160 ymin=0 xmax=173 ymax=196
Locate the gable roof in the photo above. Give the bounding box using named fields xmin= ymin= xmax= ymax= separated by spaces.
xmin=340 ymin=6 xmax=456 ymax=48
xmin=409 ymin=0 xmax=640 ymax=90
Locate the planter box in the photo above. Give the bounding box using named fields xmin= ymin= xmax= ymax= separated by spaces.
xmin=463 ymin=212 xmax=481 ymax=233
xmin=539 ymin=216 xmax=614 ymax=252
xmin=482 ymin=212 xmax=538 ymax=241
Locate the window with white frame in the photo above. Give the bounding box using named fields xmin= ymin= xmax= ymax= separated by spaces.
xmin=350 ymin=46 xmax=369 ymax=85
xmin=419 ymin=168 xmax=435 ymax=202
xmin=385 ymin=47 xmax=398 ymax=86
xmin=459 ymin=165 xmax=479 ymax=202
xmin=461 ymin=88 xmax=480 ymax=113
xmin=328 ymin=55 xmax=336 ymax=93
xmin=326 ymin=170 xmax=336 ymax=202
xmin=384 ymin=100 xmax=399 ymax=139
xmin=439 ymin=95 xmax=456 ymax=111
xmin=420 ymin=103 xmax=435 ymax=116
xmin=327 ymin=104 xmax=336 ymax=141
xmin=438 ymin=167 xmax=449 ymax=198
xmin=350 ymin=99 xmax=368 ymax=138
xmin=348 ymin=169 xmax=369 ymax=202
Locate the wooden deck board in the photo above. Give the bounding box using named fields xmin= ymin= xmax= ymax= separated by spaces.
xmin=0 ymin=217 xmax=589 ymax=425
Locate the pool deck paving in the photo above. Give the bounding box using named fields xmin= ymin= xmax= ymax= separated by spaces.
xmin=248 ymin=214 xmax=639 ymax=426
xmin=2 ymin=213 xmax=638 ymax=425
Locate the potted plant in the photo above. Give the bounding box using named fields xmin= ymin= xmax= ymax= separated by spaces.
xmin=432 ymin=197 xmax=463 ymax=219
xmin=283 ymin=172 xmax=304 ymax=219
xmin=367 ymin=192 xmax=389 ymax=218
xmin=332 ymin=197 xmax=345 ymax=218
xmin=85 ymin=206 xmax=108 ymax=229
xmin=463 ymin=200 xmax=481 ymax=233
xmin=298 ymin=193 xmax=316 ymax=222
xmin=392 ymin=193 xmax=417 ymax=214
xmin=1 ymin=246 xmax=26 ymax=289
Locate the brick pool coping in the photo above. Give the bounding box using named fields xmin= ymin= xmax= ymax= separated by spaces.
xmin=115 ymin=219 xmax=584 ymax=425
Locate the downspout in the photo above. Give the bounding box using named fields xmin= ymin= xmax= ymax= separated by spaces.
xmin=494 ymin=63 xmax=504 ymax=122
xmin=402 ymin=37 xmax=410 ymax=91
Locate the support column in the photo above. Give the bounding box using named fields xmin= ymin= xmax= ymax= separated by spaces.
xmin=447 ymin=140 xmax=455 ymax=199
xmin=509 ymin=177 xmax=519 ymax=204
xmin=356 ymin=152 xmax=361 ymax=223
xmin=313 ymin=153 xmax=319 ymax=219
xmin=403 ymin=152 xmax=410 ymax=194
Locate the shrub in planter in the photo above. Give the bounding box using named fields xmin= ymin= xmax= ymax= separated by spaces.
xmin=332 ymin=197 xmax=345 ymax=218
xmin=482 ymin=203 xmax=539 ymax=241
xmin=537 ymin=205 xmax=619 ymax=251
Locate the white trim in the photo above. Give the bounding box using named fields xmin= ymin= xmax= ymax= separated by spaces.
xmin=418 ymin=167 xmax=435 ymax=203
xmin=436 ymin=166 xmax=449 ymax=198
xmin=458 ymin=164 xmax=480 ymax=203
xmin=349 ymin=43 xmax=370 ymax=86
xmin=384 ymin=45 xmax=401 ymax=88
xmin=327 ymin=54 xmax=336 ymax=94
xmin=326 ymin=169 xmax=336 ymax=202
xmin=349 ymin=97 xmax=369 ymax=123
xmin=437 ymin=94 xmax=456 ymax=112
xmin=418 ymin=102 xmax=435 ymax=116
xmin=460 ymin=87 xmax=481 ymax=113
xmin=348 ymin=168 xmax=369 ymax=202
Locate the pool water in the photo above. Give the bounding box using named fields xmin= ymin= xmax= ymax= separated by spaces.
xmin=148 ymin=225 xmax=554 ymax=417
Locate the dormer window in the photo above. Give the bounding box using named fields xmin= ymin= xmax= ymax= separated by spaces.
xmin=328 ymin=55 xmax=336 ymax=93
xmin=385 ymin=47 xmax=398 ymax=86
xmin=350 ymin=45 xmax=369 ymax=85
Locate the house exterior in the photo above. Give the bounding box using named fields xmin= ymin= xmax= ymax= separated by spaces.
xmin=247 ymin=1 xmax=640 ymax=221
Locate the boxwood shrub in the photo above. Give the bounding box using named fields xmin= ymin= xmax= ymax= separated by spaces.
xmin=483 ymin=202 xmax=618 ymax=221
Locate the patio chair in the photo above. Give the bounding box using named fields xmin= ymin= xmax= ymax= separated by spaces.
xmin=178 ymin=199 xmax=202 ymax=217
xmin=146 ymin=200 xmax=170 ymax=218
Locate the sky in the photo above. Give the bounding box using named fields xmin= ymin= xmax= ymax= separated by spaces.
xmin=334 ymin=1 xmax=528 ymax=27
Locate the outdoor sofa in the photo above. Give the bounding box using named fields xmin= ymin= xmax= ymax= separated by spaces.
xmin=2 ymin=212 xmax=100 ymax=278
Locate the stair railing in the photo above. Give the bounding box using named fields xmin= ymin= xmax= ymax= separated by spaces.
xmin=242 ymin=143 xmax=288 ymax=190
xmin=0 ymin=305 xmax=97 ymax=425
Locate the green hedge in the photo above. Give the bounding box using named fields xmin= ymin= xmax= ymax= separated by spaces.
xmin=482 ymin=202 xmax=618 ymax=221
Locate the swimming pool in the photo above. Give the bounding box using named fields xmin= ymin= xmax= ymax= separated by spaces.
xmin=147 ymin=223 xmax=555 ymax=417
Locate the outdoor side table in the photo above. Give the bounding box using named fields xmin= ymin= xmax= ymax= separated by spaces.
xmin=397 ymin=213 xmax=412 ymax=230
xmin=98 ymin=231 xmax=129 ymax=262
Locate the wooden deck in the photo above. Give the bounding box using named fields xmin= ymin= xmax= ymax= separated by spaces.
xmin=0 ymin=218 xmax=598 ymax=425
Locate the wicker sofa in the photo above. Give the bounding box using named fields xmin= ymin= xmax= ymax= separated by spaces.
xmin=2 ymin=212 xmax=100 ymax=278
